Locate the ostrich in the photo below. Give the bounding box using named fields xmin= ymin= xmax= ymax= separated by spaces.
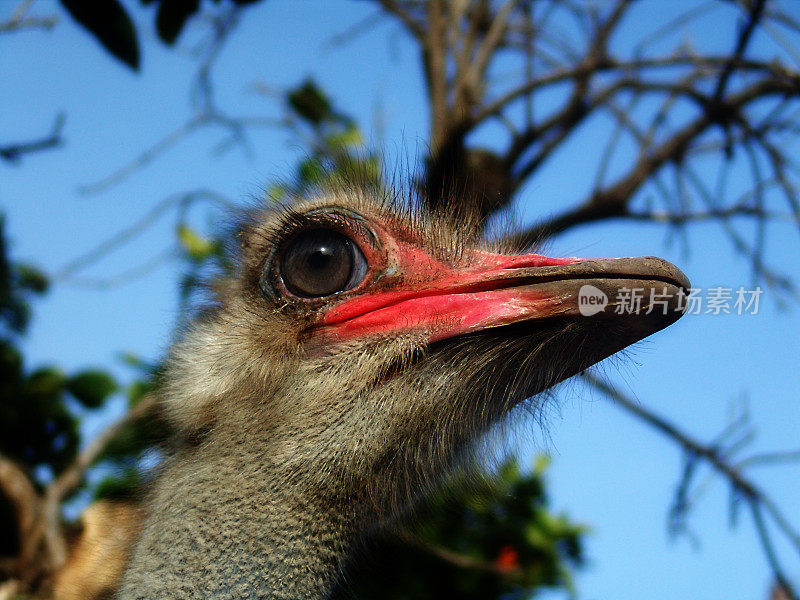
xmin=117 ymin=185 xmax=689 ymax=599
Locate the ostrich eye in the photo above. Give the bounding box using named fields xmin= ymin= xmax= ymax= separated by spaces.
xmin=280 ymin=229 xmax=367 ymax=298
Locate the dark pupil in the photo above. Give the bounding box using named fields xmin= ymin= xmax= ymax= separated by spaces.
xmin=283 ymin=229 xmax=354 ymax=297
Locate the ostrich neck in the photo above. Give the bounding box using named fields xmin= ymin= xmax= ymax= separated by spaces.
xmin=117 ymin=347 xmax=482 ymax=599
xmin=117 ymin=438 xmax=358 ymax=600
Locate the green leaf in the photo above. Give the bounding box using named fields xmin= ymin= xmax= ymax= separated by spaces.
xmin=60 ymin=0 xmax=141 ymax=70
xmin=177 ymin=224 xmax=220 ymax=261
xmin=288 ymin=81 xmax=332 ymax=125
xmin=353 ymin=154 xmax=382 ymax=186
xmin=126 ymin=380 xmax=152 ymax=406
xmin=533 ymin=453 xmax=551 ymax=475
xmin=16 ymin=264 xmax=49 ymax=294
xmin=0 ymin=341 xmax=23 ymax=381
xmin=26 ymin=367 xmax=66 ymax=396
xmin=3 ymin=299 xmax=31 ymax=334
xmin=100 ymin=408 xmax=169 ymax=460
xmin=266 ymin=183 xmax=289 ymax=203
xmin=67 ymin=370 xmax=118 ymax=408
xmin=155 ymin=0 xmax=200 ymax=45
xmin=94 ymin=468 xmax=144 ymax=500
xmin=298 ymin=158 xmax=325 ymax=184
xmin=324 ymin=124 xmax=363 ymax=151
xmin=119 ymin=352 xmax=159 ymax=375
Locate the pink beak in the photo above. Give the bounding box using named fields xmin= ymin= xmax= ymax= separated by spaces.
xmin=317 ymin=248 xmax=690 ymax=349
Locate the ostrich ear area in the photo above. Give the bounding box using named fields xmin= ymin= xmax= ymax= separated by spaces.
xmin=314 ymin=251 xmax=690 ymax=361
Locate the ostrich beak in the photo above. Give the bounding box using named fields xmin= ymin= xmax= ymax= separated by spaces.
xmin=319 ymin=249 xmax=690 ymax=352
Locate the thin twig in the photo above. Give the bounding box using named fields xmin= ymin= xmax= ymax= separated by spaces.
xmin=583 ymin=372 xmax=800 ymax=595
xmin=78 ymin=8 xmax=284 ymax=196
xmin=0 ymin=113 xmax=64 ymax=163
xmin=53 ymin=189 xmax=233 ymax=281
xmin=738 ymin=450 xmax=800 ymax=469
xmin=710 ymin=0 xmax=767 ymax=106
xmin=0 ymin=0 xmax=57 ymax=33
xmin=393 ymin=529 xmax=520 ymax=576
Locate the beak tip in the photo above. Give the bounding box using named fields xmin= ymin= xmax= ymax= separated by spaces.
xmin=642 ymin=256 xmax=691 ymax=292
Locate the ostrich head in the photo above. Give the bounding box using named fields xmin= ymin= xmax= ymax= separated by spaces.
xmin=120 ymin=184 xmax=689 ymax=599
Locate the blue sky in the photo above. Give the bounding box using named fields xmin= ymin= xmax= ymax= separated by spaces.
xmin=2 ymin=1 xmax=798 ymax=599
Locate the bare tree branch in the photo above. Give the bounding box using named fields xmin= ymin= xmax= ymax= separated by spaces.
xmin=376 ymin=0 xmax=426 ymax=39
xmin=0 ymin=453 xmax=39 ymax=576
xmin=324 ymin=10 xmax=386 ymax=49
xmin=467 ymin=0 xmax=519 ymax=92
xmin=583 ymin=372 xmax=800 ymax=600
xmin=77 ymin=115 xmax=206 ymax=195
xmin=65 ymin=246 xmax=179 ymax=290
xmin=394 ymin=529 xmax=522 ymax=576
xmin=0 ymin=113 xmax=64 ymax=163
xmin=47 ymin=395 xmax=157 ymax=507
xmin=473 ymin=55 xmax=795 ymax=125
xmin=53 ymin=189 xmax=234 ymax=282
xmin=710 ymin=0 xmax=767 ymax=106
xmin=511 ymin=75 xmax=800 ymax=246
xmin=624 ymin=206 xmax=795 ymax=224
xmin=425 ymin=0 xmax=450 ymax=151
xmin=18 ymin=394 xmax=158 ymax=581
xmin=79 ymin=6 xmax=286 ymax=196
xmin=0 ymin=0 xmax=57 ymax=34
xmin=738 ymin=450 xmax=800 ymax=469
